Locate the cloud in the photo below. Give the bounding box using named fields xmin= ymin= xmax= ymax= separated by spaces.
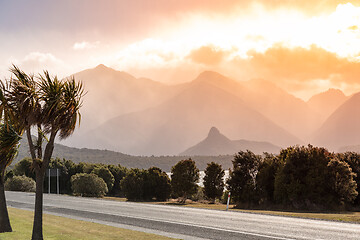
xmin=8 ymin=52 xmax=66 ymax=75
xmin=236 ymin=44 xmax=360 ymax=83
xmin=187 ymin=45 xmax=227 ymax=65
xmin=73 ymin=41 xmax=100 ymax=50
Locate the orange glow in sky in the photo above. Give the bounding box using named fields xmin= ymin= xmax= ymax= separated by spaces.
xmin=1 ymin=0 xmax=360 ymax=100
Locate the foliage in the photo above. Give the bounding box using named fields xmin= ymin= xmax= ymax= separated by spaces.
xmin=5 ymin=175 xmax=35 ymax=192
xmin=91 ymin=166 xmax=115 ymax=192
xmin=4 ymin=169 xmax=14 ymax=182
xmin=191 ymin=187 xmax=206 ymax=202
xmin=203 ymin=162 xmax=224 ymax=202
xmin=274 ymin=145 xmax=358 ymax=210
xmin=13 ymin=158 xmax=35 ymax=180
xmin=107 ymin=164 xmax=128 ymax=196
xmin=227 ymin=150 xmax=260 ymax=207
xmin=327 ymin=157 xmax=357 ymax=205
xmin=144 ymin=167 xmax=171 ymax=201
xmin=337 ymin=152 xmax=360 ymax=205
xmin=171 ymin=158 xmax=199 ymax=203
xmin=256 ymin=153 xmax=282 ymax=204
xmin=120 ymin=168 xmax=145 ymax=201
xmin=71 ymin=173 xmax=108 ymax=197
xmin=7 ymin=65 xmax=84 ymax=239
xmin=274 ymin=145 xmax=332 ymax=209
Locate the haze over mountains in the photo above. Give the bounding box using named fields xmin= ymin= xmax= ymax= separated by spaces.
xmin=181 ymin=127 xmax=280 ymax=156
xmin=60 ymin=64 xmax=358 ymax=155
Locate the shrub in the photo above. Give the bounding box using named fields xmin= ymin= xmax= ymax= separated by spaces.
xmin=337 ymin=152 xmax=360 ymax=205
xmin=327 ymin=157 xmax=357 ymax=206
xmin=5 ymin=175 xmax=35 ymax=192
xmin=13 ymin=158 xmax=35 ymax=180
xmin=120 ymin=169 xmax=145 ymax=201
xmin=144 ymin=167 xmax=171 ymax=201
xmin=71 ymin=173 xmax=108 ymax=197
xmin=91 ymin=166 xmax=115 ymax=192
xmin=108 ymin=164 xmax=128 ymax=196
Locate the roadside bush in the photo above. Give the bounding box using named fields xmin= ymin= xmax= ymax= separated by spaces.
xmin=337 ymin=152 xmax=360 ymax=205
xmin=191 ymin=186 xmax=205 ymax=202
xmin=108 ymin=164 xmax=128 ymax=196
xmin=274 ymin=145 xmax=332 ymax=209
xmin=71 ymin=173 xmax=108 ymax=197
xmin=120 ymin=168 xmax=145 ymax=201
xmin=144 ymin=167 xmax=171 ymax=201
xmin=13 ymin=158 xmax=35 ymax=180
xmin=327 ymin=157 xmax=357 ymax=206
xmin=91 ymin=166 xmax=115 ymax=193
xmin=5 ymin=175 xmax=35 ymax=192
xmin=273 ymin=145 xmax=358 ymax=210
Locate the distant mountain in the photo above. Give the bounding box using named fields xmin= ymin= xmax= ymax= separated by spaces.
xmin=180 ymin=127 xmax=280 ymax=156
xmin=68 ymin=64 xmax=185 ymax=133
xmin=307 ymin=88 xmax=348 ymax=121
xmin=312 ymin=92 xmax=360 ymax=150
xmin=15 ymin=138 xmax=233 ymax=172
xmin=192 ymin=72 xmax=321 ymax=140
xmin=78 ymin=73 xmax=300 ymax=155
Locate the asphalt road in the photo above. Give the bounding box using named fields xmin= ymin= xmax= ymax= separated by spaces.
xmin=6 ymin=191 xmax=360 ymax=240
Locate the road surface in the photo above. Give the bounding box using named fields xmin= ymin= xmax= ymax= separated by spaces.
xmin=6 ymin=191 xmax=360 ymax=240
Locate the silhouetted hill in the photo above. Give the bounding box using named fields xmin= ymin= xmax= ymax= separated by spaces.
xmin=14 ymin=138 xmax=233 ymax=172
xmin=181 ymin=127 xmax=280 ymax=155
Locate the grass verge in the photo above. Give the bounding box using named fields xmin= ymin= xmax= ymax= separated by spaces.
xmin=0 ymin=207 xmax=177 ymax=240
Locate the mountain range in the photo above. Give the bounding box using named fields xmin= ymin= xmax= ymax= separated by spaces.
xmin=58 ymin=64 xmax=359 ymax=155
xmin=181 ymin=127 xmax=280 ymax=156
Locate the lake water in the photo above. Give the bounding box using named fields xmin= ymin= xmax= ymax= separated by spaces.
xmin=167 ymin=170 xmax=230 ymax=187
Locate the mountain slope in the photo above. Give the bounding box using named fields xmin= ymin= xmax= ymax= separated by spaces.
xmin=181 ymin=127 xmax=280 ymax=156
xmin=78 ymin=77 xmax=300 ymax=155
xmin=70 ymin=64 xmax=185 ymax=131
xmin=312 ymin=92 xmax=360 ymax=150
xmin=307 ymin=88 xmax=348 ymax=121
xmin=191 ymin=72 xmax=321 ymax=140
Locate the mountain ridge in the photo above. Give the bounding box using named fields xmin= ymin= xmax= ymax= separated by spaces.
xmin=180 ymin=127 xmax=281 ymax=156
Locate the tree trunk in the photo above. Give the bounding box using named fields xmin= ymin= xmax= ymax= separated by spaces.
xmin=31 ymin=171 xmax=44 ymax=240
xmin=31 ymin=130 xmax=56 ymax=240
xmin=0 ymin=173 xmax=12 ymax=233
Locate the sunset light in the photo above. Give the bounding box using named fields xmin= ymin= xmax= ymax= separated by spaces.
xmin=1 ymin=1 xmax=360 ymax=99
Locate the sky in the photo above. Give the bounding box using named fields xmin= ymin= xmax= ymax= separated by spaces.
xmin=1 ymin=0 xmax=360 ymax=100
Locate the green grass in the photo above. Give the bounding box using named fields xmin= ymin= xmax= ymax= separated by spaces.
xmin=0 ymin=207 xmax=177 ymax=240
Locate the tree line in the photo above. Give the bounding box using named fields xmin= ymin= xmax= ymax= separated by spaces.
xmin=7 ymin=144 xmax=360 ymax=212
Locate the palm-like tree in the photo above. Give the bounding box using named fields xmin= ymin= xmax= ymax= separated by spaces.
xmin=7 ymin=66 xmax=84 ymax=240
xmin=0 ymin=123 xmax=21 ymax=233
xmin=0 ymin=79 xmax=23 ymax=233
